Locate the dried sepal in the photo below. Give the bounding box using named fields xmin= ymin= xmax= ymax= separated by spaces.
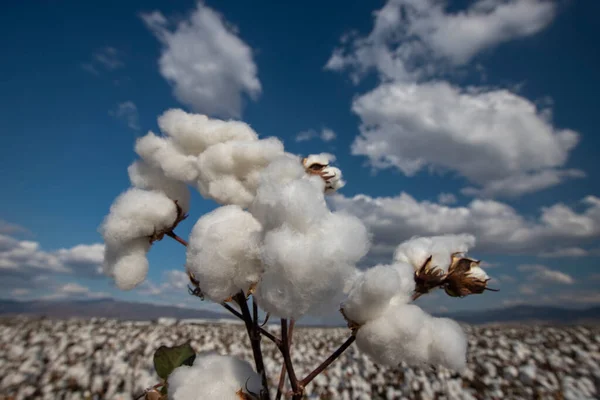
xmin=148 ymin=200 xmax=188 ymax=244
xmin=144 ymin=389 xmax=164 ymax=400
xmin=340 ymin=307 xmax=362 ymax=335
xmin=413 ymin=255 xmax=446 ymax=296
xmin=443 ymin=253 xmax=497 ymax=297
xmin=301 ymin=155 xmax=345 ymax=193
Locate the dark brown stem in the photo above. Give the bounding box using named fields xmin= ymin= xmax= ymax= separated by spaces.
xmin=275 ymin=320 xmax=295 ymax=400
xmin=235 ymin=293 xmax=270 ymax=400
xmin=300 ymin=335 xmax=356 ymax=387
xmin=165 ymin=231 xmax=188 ymax=247
xmin=280 ymin=319 xmax=302 ymax=399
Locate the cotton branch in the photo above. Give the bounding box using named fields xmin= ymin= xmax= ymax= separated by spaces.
xmin=280 ymin=319 xmax=302 ymax=400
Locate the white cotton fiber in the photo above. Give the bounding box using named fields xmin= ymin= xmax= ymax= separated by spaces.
xmin=100 ymin=188 xmax=178 ymax=249
xmin=105 ymin=238 xmax=151 ymax=290
xmin=342 ymin=262 xmax=415 ymax=325
xmin=428 ymin=317 xmax=468 ymax=372
xmin=135 ymin=132 xmax=199 ymax=182
xmin=158 ymin=109 xmax=258 ymax=155
xmin=196 ymin=138 xmax=285 ymax=207
xmin=355 ymin=304 xmax=468 ymax=371
xmin=342 ymin=265 xmax=402 ymax=325
xmin=186 ymin=205 xmax=263 ymax=302
xmin=393 ymin=234 xmax=476 ymax=273
xmin=168 ymin=353 xmax=261 ymax=400
xmin=356 ymin=304 xmax=432 ymax=367
xmin=128 ymin=160 xmax=191 ymax=212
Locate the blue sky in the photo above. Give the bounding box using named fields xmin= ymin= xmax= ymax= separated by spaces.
xmin=1 ymin=0 xmax=599 ymax=318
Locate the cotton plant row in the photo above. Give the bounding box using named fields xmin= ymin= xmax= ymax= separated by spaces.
xmin=99 ymin=109 xmax=496 ymax=400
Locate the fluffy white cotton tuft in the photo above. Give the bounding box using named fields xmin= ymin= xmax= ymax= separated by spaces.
xmin=135 ymin=131 xmax=199 ymax=182
xmin=428 ymin=317 xmax=468 ymax=371
xmin=355 ymin=303 xmax=467 ymax=371
xmin=100 ymin=188 xmax=178 ymax=290
xmin=128 ymin=160 xmax=191 ymax=212
xmin=342 ymin=262 xmax=415 ymax=325
xmin=196 ymin=137 xmax=285 ymax=207
xmin=186 ymin=205 xmax=263 ymax=302
xmin=252 ymin=156 xmax=370 ymax=319
xmin=104 ymin=238 xmax=151 ymax=290
xmin=158 ymin=108 xmax=258 ymax=155
xmin=394 ymin=234 xmax=476 ymax=273
xmin=168 ymin=353 xmax=261 ymax=400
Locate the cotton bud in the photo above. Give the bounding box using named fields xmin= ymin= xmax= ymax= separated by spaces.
xmin=168 ymin=354 xmax=261 ymax=400
xmin=302 ymin=153 xmax=345 ymax=193
xmin=443 ymin=254 xmax=494 ymax=297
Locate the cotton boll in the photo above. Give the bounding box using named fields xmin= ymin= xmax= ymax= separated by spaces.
xmin=135 ymin=132 xmax=199 ymax=182
xmin=168 ymin=353 xmax=261 ymax=400
xmin=158 ymin=109 xmax=258 ymax=155
xmin=255 ymin=225 xmax=354 ymax=319
xmin=428 ymin=318 xmax=467 ymax=371
xmin=302 ymin=153 xmax=336 ymax=168
xmin=319 ymin=212 xmax=370 ymax=263
xmin=342 ymin=265 xmax=402 ymax=325
xmin=355 ymin=304 xmax=433 ymax=368
xmin=186 ymin=205 xmax=263 ymax=302
xmin=128 ymin=160 xmax=191 ymax=212
xmin=100 ymin=188 xmax=178 ymax=249
xmin=394 ymin=234 xmax=476 ymax=273
xmin=107 ymin=238 xmax=151 ymax=290
xmin=196 ymin=138 xmax=285 ymax=207
xmin=389 ymin=262 xmax=417 ymax=304
xmin=321 ymin=166 xmax=346 ymax=193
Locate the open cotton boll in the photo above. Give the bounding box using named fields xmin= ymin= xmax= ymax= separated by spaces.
xmin=158 ymin=109 xmax=258 ymax=155
xmin=428 ymin=317 xmax=468 ymax=371
xmin=186 ymin=205 xmax=263 ymax=302
xmin=196 ymin=138 xmax=285 ymax=207
xmin=135 ymin=132 xmax=199 ymax=182
xmin=104 ymin=238 xmax=151 ymax=290
xmin=256 ymin=224 xmax=356 ymax=319
xmin=342 ymin=265 xmax=402 ymax=325
xmin=394 ymin=234 xmax=476 ymax=273
xmin=128 ymin=160 xmax=191 ymax=212
xmin=99 ymin=188 xmax=178 ymax=249
xmin=355 ymin=304 xmax=433 ymax=368
xmin=390 ymin=262 xmax=417 ymax=303
xmin=319 ymin=212 xmax=370 ymax=263
xmin=168 ymin=353 xmax=261 ymax=400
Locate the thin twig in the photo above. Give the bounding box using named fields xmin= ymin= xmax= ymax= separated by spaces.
xmin=275 ymin=320 xmax=295 ymax=400
xmin=280 ymin=319 xmax=302 ymax=399
xmin=165 ymin=231 xmax=188 ymax=247
xmin=235 ymin=293 xmax=270 ymax=400
xmin=300 ymin=335 xmax=356 ymax=387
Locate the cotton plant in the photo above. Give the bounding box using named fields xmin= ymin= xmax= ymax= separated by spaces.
xmin=100 ymin=109 xmax=497 ymax=400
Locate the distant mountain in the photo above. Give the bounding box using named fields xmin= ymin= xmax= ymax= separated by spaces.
xmin=0 ymin=298 xmax=232 ymax=321
xmin=440 ymin=305 xmax=600 ymax=325
xmin=1 ymin=299 xmax=599 ymax=325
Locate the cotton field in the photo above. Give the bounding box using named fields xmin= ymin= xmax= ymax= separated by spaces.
xmin=0 ymin=317 xmax=598 ymax=400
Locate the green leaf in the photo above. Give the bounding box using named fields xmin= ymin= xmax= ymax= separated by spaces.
xmin=153 ymin=342 xmax=196 ymax=380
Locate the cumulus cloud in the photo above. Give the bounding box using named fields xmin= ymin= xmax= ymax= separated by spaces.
xmin=539 ymin=247 xmax=589 ymax=258
xmin=437 ymin=193 xmax=457 ymax=205
xmin=0 ymin=220 xmax=29 ymax=235
xmin=350 ymin=81 xmax=581 ymax=197
xmin=0 ymin=233 xmax=105 ymax=278
xmin=329 ymin=192 xmax=600 ymax=263
xmin=326 ymin=0 xmax=556 ymax=81
xmin=141 ymin=2 xmax=261 ymax=118
xmin=518 ymin=264 xmax=575 ymax=285
xmin=109 ymin=101 xmax=140 ymax=131
xmin=295 ymin=128 xmax=337 ymax=142
xmin=41 ymin=283 xmax=111 ymax=301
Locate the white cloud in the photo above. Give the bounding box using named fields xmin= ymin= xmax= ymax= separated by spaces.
xmin=82 ymin=46 xmax=124 ymax=74
xmin=539 ymin=247 xmax=589 ymax=258
xmin=0 ymin=220 xmax=29 ymax=235
xmin=109 ymin=101 xmax=140 ymax=131
xmin=0 ymin=234 xmax=104 ymax=277
xmin=295 ymin=128 xmax=337 ymax=142
xmin=518 ymin=264 xmax=575 ymax=285
xmin=141 ymin=2 xmax=261 ymax=118
xmin=329 ymin=192 xmax=600 ymax=262
xmin=40 ymin=283 xmax=111 ymax=300
xmin=137 ymin=269 xmax=189 ymax=296
xmin=326 ymin=0 xmax=556 ymax=80
xmin=350 ymin=81 xmax=581 ymax=197
xmin=437 ymin=193 xmax=457 ymax=205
